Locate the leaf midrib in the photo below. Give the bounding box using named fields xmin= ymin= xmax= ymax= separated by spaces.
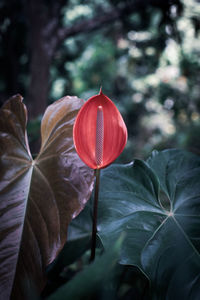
xmin=141 ymin=213 xmax=200 ymax=267
xmin=10 ymin=166 xmax=34 ymax=299
xmin=172 ymin=215 xmax=200 ymax=259
xmin=101 ymin=190 xmax=162 ymax=211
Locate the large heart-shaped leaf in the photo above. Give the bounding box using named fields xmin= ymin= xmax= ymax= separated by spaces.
xmin=0 ymin=95 xmax=94 ymax=299
xmin=69 ymin=149 xmax=200 ymax=298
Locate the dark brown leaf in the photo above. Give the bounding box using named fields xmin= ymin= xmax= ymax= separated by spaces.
xmin=0 ymin=95 xmax=94 ymax=299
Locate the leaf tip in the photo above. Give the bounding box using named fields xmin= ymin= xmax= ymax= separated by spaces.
xmin=12 ymin=94 xmax=24 ymax=102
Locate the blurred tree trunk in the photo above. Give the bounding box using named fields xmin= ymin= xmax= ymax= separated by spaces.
xmin=25 ymin=0 xmax=61 ymax=153
xmin=27 ymin=39 xmax=52 ymax=118
xmin=26 ymin=0 xmax=59 ymax=118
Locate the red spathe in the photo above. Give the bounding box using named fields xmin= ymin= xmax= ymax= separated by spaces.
xmin=73 ymin=91 xmax=128 ymax=169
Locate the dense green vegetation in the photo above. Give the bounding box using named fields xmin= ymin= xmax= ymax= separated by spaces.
xmin=0 ymin=0 xmax=200 ymax=158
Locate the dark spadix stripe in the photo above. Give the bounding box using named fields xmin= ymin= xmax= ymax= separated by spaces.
xmin=95 ymin=106 xmax=104 ymax=167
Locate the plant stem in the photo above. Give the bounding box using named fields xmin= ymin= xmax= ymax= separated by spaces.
xmin=90 ymin=168 xmax=100 ymax=262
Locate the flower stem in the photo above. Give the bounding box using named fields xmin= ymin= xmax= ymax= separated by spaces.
xmin=90 ymin=168 xmax=100 ymax=262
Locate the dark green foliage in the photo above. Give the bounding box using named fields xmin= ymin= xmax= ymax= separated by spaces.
xmin=44 ymin=149 xmax=200 ymax=299
xmin=1 ymin=0 xmax=199 ymax=157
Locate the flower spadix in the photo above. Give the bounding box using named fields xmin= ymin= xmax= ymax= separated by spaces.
xmin=73 ymin=90 xmax=127 ymax=169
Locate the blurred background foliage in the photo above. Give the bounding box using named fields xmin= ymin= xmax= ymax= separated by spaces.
xmin=0 ymin=0 xmax=200 ymax=160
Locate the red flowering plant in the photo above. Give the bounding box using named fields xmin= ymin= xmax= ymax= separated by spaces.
xmin=73 ymin=89 xmax=128 ymax=260
xmin=0 ymin=92 xmax=199 ymax=299
xmin=73 ymin=88 xmax=127 ymax=169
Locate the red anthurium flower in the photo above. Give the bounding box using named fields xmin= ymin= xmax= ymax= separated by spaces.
xmin=73 ymin=89 xmax=128 ymax=169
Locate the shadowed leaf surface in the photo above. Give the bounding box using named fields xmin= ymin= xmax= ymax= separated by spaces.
xmin=0 ymin=95 xmax=94 ymax=300
xmin=69 ymin=149 xmax=200 ymax=299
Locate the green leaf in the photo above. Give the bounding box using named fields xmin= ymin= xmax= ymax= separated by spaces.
xmin=0 ymin=95 xmax=94 ymax=299
xmin=70 ymin=149 xmax=200 ymax=298
xmin=145 ymin=149 xmax=200 ymax=299
xmin=47 ymin=235 xmax=124 ymax=300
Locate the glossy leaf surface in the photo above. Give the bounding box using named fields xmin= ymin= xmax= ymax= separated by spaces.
xmin=69 ymin=149 xmax=200 ymax=299
xmin=0 ymin=95 xmax=94 ymax=300
xmin=73 ymin=91 xmax=127 ymax=169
